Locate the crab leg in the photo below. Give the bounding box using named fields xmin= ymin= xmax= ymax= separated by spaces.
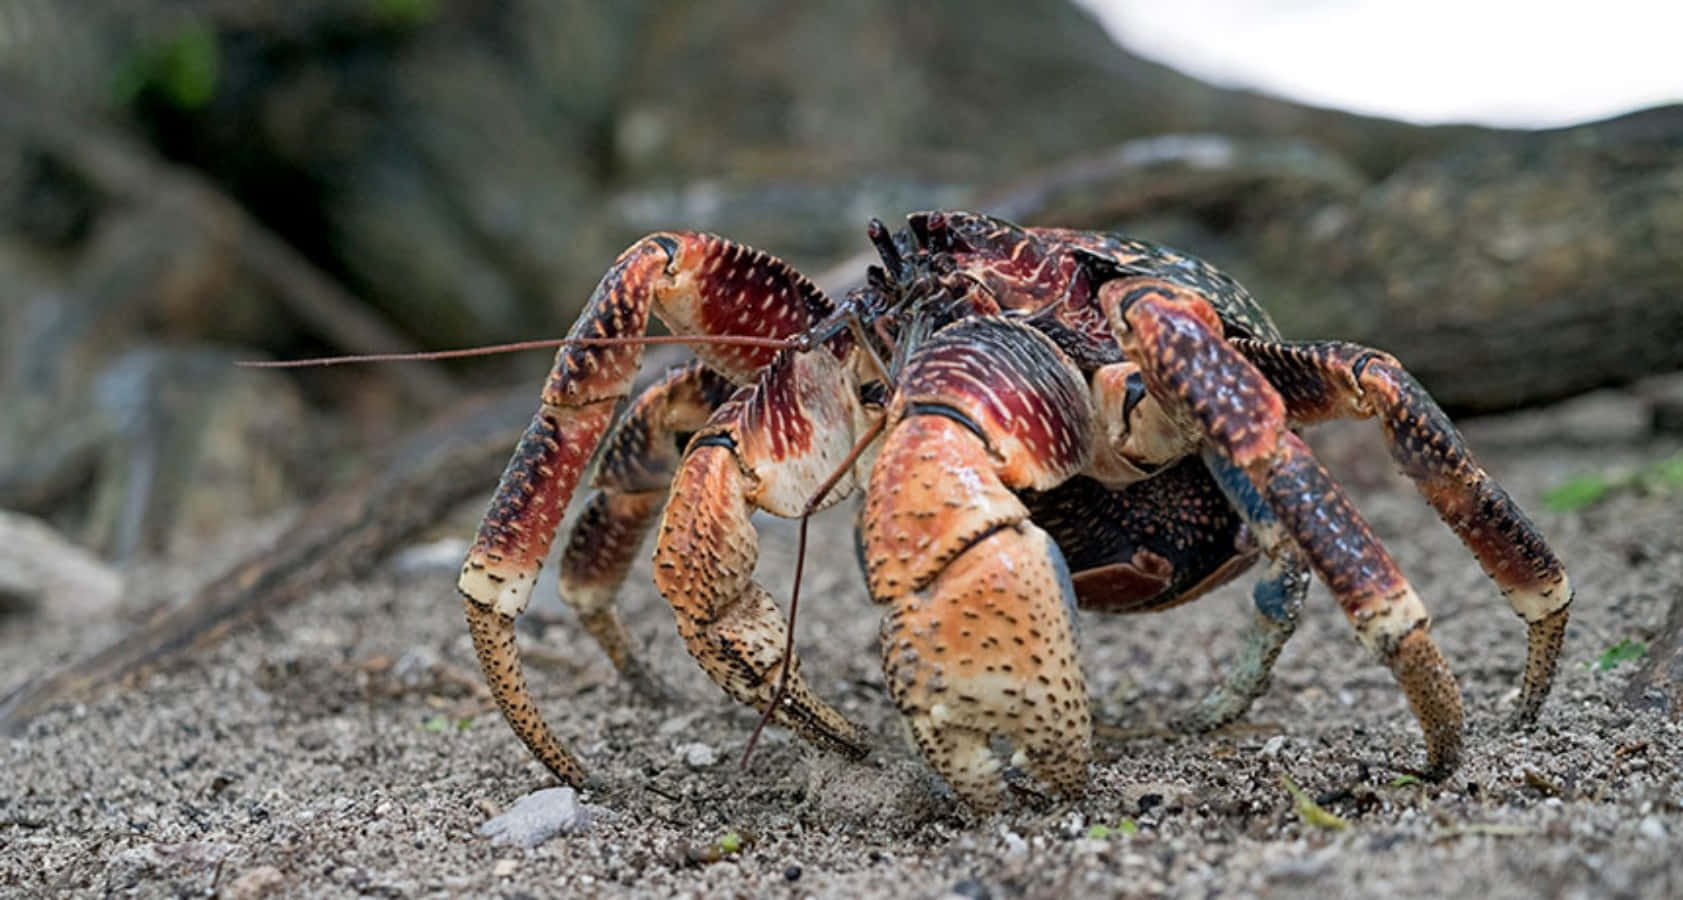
xmin=1231 ymin=339 xmax=1572 ymax=725
xmin=862 ymin=318 xmax=1095 ymax=811
xmin=1078 ymin=360 xmax=1311 ymax=729
xmin=1021 ymin=460 xmax=1300 ymax=731
xmin=556 ymin=363 xmax=737 ymax=700
xmin=1189 ymin=451 xmax=1311 ymax=731
xmin=1105 ymin=280 xmax=1465 ymax=776
xmin=458 ymin=233 xmax=835 ymax=785
xmin=651 ymin=348 xmax=873 ymax=758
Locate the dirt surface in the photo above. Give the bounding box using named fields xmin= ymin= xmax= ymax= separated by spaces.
xmin=4 ymin=383 xmax=1681 ymax=899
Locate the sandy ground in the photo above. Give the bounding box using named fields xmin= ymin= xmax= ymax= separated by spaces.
xmin=3 ymin=383 xmax=1681 ymax=899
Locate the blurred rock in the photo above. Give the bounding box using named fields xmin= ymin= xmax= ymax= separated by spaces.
xmin=0 ymin=510 xmax=122 ymax=620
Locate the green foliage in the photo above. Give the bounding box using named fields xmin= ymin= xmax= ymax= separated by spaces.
xmin=373 ymin=0 xmax=441 ymax=27
xmin=717 ymin=831 xmax=743 ymax=854
xmin=1543 ymin=475 xmax=1610 ymax=512
xmin=114 ymin=22 xmax=220 ymax=110
xmin=421 ymin=714 xmax=474 ymax=732
xmin=1389 ymin=774 xmax=1420 ymax=787
xmin=1544 ymin=451 xmax=1683 ymax=512
xmin=1591 ymin=639 xmax=1647 ymax=671
xmin=1281 ymin=774 xmax=1348 ymax=831
xmin=1086 ymin=817 xmax=1137 ymax=840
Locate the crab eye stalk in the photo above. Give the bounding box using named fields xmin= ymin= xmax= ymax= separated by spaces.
xmin=867 ymin=218 xmax=904 ymax=281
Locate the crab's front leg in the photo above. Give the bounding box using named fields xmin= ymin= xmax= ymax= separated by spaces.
xmin=651 ymin=348 xmax=874 ymax=758
xmin=556 ymin=362 xmax=737 ymax=701
xmin=458 ymin=233 xmax=835 ymax=785
xmin=862 ymin=318 xmax=1095 ymax=811
xmin=1105 ymin=281 xmax=1465 ymax=776
xmin=1188 ymin=451 xmax=1312 ymax=731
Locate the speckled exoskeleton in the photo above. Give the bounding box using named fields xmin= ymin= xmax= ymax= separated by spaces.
xmin=457 ymin=211 xmax=1572 ymax=811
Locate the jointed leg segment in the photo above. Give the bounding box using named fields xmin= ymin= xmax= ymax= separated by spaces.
xmin=558 ymin=363 xmax=736 ymax=699
xmin=1106 ymin=279 xmax=1468 ymax=775
xmin=459 ymin=232 xmax=848 ymax=784
xmin=1188 ymin=451 xmax=1309 ymax=732
xmin=1234 ymin=339 xmax=1572 ymax=724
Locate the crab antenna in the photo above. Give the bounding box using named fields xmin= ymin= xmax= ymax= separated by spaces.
xmin=867 ymin=218 xmax=904 ymax=281
xmin=236 ymin=334 xmax=800 ymax=368
xmin=740 ymin=413 xmax=889 ymax=770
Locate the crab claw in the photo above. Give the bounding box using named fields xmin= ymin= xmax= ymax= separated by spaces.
xmin=862 ymin=317 xmax=1096 ymax=810
xmin=877 ymin=498 xmax=1091 ymax=811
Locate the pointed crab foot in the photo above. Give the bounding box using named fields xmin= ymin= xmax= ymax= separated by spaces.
xmin=464 ymin=600 xmax=587 ymax=786
xmin=1390 ymin=621 xmax=1464 ymax=778
xmin=1509 ymin=605 xmax=1569 ymax=730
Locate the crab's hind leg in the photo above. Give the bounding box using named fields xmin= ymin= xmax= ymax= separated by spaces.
xmin=1107 ymin=281 xmax=1464 ymax=776
xmin=556 ymin=362 xmax=737 ymax=700
xmin=459 ymin=233 xmax=836 ymax=785
xmin=863 ymin=318 xmax=1095 ymax=811
xmin=1022 ymin=459 xmax=1299 ymax=732
xmin=651 ymin=348 xmax=873 ymax=758
xmin=1189 ymin=452 xmax=1311 ymax=731
xmin=1077 ymin=360 xmax=1308 ymax=730
xmin=1233 ymin=339 xmax=1571 ymax=726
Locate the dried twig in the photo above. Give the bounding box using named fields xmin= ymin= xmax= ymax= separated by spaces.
xmin=0 ymin=386 xmax=533 ymax=733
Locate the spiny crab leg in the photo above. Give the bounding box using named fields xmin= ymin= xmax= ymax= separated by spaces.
xmin=650 ymin=347 xmax=874 ymax=760
xmin=1106 ymin=280 xmax=1465 ymax=776
xmin=1231 ymin=338 xmax=1572 ymax=726
xmin=557 ymin=362 xmax=737 ymax=701
xmin=458 ymin=233 xmax=837 ymax=785
xmin=742 ymin=411 xmax=889 ymax=767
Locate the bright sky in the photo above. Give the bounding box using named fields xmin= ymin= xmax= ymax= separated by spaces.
xmin=1079 ymin=0 xmax=1682 ymax=127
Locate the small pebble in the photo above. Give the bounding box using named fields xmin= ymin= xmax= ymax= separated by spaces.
xmin=478 ymin=788 xmax=609 ymax=848
xmin=1261 ymin=736 xmax=1287 ymax=758
xmin=493 ymin=859 xmax=519 ymax=877
xmin=677 ymin=742 xmax=717 ymax=769
xmin=392 ymin=646 xmax=441 ymax=688
xmin=784 ymin=864 xmax=802 ymax=881
xmin=1637 ymin=816 xmax=1666 ymax=841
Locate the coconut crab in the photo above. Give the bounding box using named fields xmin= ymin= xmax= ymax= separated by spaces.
xmin=456 ymin=211 xmax=1571 ymax=811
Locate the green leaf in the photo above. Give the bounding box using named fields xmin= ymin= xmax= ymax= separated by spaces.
xmin=718 ymin=831 xmax=742 ymax=854
xmin=1390 ymin=774 xmax=1420 ymax=787
xmin=1281 ymin=774 xmax=1348 ymax=831
xmin=1593 ymin=639 xmax=1647 ymax=671
xmin=113 ymin=21 xmax=221 ymax=110
xmin=1086 ymin=824 xmax=1111 ymax=839
xmin=421 ymin=714 xmax=450 ymax=732
xmin=1117 ymin=817 xmax=1138 ymax=835
xmin=1543 ymin=474 xmax=1611 ymax=512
